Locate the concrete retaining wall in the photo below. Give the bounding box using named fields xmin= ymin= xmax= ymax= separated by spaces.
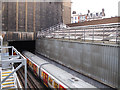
xmin=36 ymin=38 xmax=120 ymax=88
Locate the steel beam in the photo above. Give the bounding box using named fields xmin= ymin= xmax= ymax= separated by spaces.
xmin=2 ymin=59 xmax=25 ymax=63
xmin=24 ymin=57 xmax=27 ymax=89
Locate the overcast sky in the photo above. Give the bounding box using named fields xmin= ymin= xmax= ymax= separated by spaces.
xmin=71 ymin=0 xmax=120 ymax=18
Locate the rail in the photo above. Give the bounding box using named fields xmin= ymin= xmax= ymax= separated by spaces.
xmin=37 ymin=23 xmax=120 ymax=44
xmin=37 ymin=23 xmax=68 ymax=37
xmin=17 ymin=66 xmax=46 ymax=89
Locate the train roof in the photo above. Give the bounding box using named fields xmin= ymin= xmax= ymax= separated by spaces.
xmin=41 ymin=64 xmax=96 ymax=88
xmin=23 ymin=51 xmax=49 ymax=66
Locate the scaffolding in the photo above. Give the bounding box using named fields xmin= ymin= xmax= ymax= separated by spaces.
xmin=0 ymin=36 xmax=27 ymax=89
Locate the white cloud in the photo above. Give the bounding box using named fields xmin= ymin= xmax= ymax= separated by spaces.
xmin=71 ymin=0 xmax=120 ymax=18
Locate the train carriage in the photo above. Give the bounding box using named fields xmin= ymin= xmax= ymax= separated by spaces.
xmin=22 ymin=51 xmax=96 ymax=89
xmin=40 ymin=68 xmax=68 ymax=89
xmin=41 ymin=64 xmax=96 ymax=89
xmin=27 ymin=57 xmax=39 ymax=76
xmin=23 ymin=51 xmax=49 ymax=77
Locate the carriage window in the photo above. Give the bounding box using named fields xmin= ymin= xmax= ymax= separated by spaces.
xmin=29 ymin=61 xmax=32 ymax=67
xmin=45 ymin=74 xmax=48 ymax=81
xmin=33 ymin=64 xmax=37 ymax=71
xmin=43 ymin=72 xmax=48 ymax=81
xmin=37 ymin=68 xmax=38 ymax=73
xmin=43 ymin=73 xmax=46 ymax=79
xmin=54 ymin=81 xmax=59 ymax=89
xmin=48 ymin=77 xmax=53 ymax=86
xmin=41 ymin=71 xmax=43 ymax=77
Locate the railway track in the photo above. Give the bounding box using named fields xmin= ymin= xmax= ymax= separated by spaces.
xmin=16 ymin=65 xmax=46 ymax=89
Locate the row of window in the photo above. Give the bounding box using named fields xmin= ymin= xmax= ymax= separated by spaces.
xmin=72 ymin=21 xmax=78 ymax=23
xmin=41 ymin=71 xmax=66 ymax=90
xmin=26 ymin=58 xmax=66 ymax=89
xmin=28 ymin=60 xmax=38 ymax=76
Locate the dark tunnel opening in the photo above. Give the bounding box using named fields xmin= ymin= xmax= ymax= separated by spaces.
xmin=8 ymin=40 xmax=35 ymax=53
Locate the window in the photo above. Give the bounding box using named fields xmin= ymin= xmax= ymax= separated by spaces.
xmin=29 ymin=61 xmax=32 ymax=68
xmin=41 ymin=71 xmax=43 ymax=78
xmin=43 ymin=72 xmax=48 ymax=83
xmin=96 ymin=13 xmax=98 ymax=16
xmin=54 ymin=81 xmax=59 ymax=89
xmin=45 ymin=74 xmax=48 ymax=81
xmin=33 ymin=64 xmax=37 ymax=76
xmin=43 ymin=72 xmax=48 ymax=87
xmin=43 ymin=73 xmax=46 ymax=79
xmin=83 ymin=16 xmax=85 ymax=20
xmin=48 ymin=77 xmax=53 ymax=86
xmin=90 ymin=13 xmax=93 ymax=17
xmin=75 ymin=17 xmax=77 ymax=20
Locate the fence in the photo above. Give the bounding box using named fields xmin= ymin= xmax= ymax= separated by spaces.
xmin=37 ymin=23 xmax=120 ymax=44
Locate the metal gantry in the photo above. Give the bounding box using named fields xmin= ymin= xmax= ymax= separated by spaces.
xmin=0 ymin=36 xmax=27 ymax=89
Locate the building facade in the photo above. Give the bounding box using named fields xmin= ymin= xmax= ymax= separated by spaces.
xmin=2 ymin=1 xmax=71 ymax=32
xmin=71 ymin=9 xmax=105 ymax=24
xmin=62 ymin=0 xmax=71 ymax=24
xmin=71 ymin=14 xmax=79 ymax=23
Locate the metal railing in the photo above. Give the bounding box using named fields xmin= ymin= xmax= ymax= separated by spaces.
xmin=0 ymin=35 xmax=27 ymax=89
xmin=1 ymin=46 xmax=27 ymax=88
xmin=37 ymin=23 xmax=120 ymax=44
xmin=13 ymin=67 xmax=22 ymax=88
xmin=37 ymin=23 xmax=69 ymax=38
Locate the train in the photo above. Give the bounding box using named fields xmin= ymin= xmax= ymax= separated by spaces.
xmin=22 ymin=51 xmax=96 ymax=89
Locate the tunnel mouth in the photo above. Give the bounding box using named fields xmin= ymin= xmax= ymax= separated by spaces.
xmin=8 ymin=40 xmax=35 ymax=53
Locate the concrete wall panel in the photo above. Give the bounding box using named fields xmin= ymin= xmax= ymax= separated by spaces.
xmin=36 ymin=38 xmax=119 ymax=88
